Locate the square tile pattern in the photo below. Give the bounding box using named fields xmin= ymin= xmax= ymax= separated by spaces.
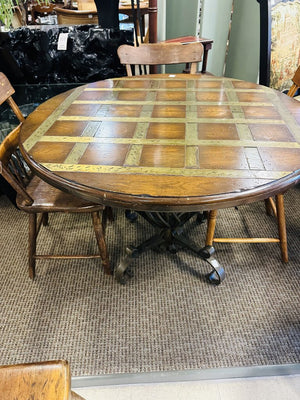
xmin=22 ymin=76 xmax=300 ymax=200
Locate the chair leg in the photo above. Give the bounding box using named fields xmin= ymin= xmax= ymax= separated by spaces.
xmin=265 ymin=197 xmax=277 ymax=217
xmin=91 ymin=211 xmax=111 ymax=275
xmin=205 ymin=209 xmax=218 ymax=246
xmin=264 ymin=198 xmax=273 ymax=216
xmin=101 ymin=207 xmax=114 ymax=235
xmin=42 ymin=212 xmax=49 ymax=226
xmin=106 ymin=206 xmax=114 ymax=222
xmin=275 ymin=194 xmax=288 ymax=263
xmin=28 ymin=213 xmax=37 ymax=279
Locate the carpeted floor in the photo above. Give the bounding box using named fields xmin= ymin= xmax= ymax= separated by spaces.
xmin=0 ymin=187 xmax=299 ymax=376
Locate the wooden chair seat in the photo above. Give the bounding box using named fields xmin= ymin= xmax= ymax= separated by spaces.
xmin=19 ymin=175 xmax=104 ymax=213
xmin=0 ymin=360 xmax=85 ymax=400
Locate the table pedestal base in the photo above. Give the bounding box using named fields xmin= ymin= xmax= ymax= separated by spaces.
xmin=114 ymin=212 xmax=225 ymax=285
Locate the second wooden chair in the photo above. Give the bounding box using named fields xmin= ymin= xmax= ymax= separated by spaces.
xmin=204 ymin=66 xmax=300 ymax=263
xmin=117 ymin=41 xmax=204 ymax=76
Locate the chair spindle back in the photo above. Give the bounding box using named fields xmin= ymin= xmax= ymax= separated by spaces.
xmin=117 ymin=42 xmax=204 ymax=76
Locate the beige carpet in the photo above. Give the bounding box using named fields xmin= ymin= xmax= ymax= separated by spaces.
xmin=0 ymin=187 xmax=299 ymax=376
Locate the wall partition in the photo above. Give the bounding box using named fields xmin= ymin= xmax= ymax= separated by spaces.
xmin=224 ymin=0 xmax=260 ymax=82
xmin=199 ymin=0 xmax=233 ymax=76
xmin=165 ymin=0 xmax=200 ymax=40
xmin=159 ymin=0 xmax=261 ymax=82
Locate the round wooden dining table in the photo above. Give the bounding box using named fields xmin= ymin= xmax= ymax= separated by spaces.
xmin=19 ymin=74 xmax=300 ymax=284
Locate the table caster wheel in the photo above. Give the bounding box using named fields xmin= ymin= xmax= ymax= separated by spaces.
xmin=126 ymin=245 xmax=139 ymax=257
xmin=114 ymin=257 xmax=133 ymax=284
xmin=206 ymin=270 xmax=222 ymax=285
xmin=199 ymin=245 xmax=215 ymax=259
xmin=204 ymin=255 xmax=225 ymax=285
xmin=168 ymin=243 xmax=177 ymax=254
xmin=115 ymin=267 xmax=133 ymax=285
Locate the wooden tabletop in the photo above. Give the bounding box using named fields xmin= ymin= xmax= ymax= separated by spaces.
xmin=19 ymin=74 xmax=300 ymax=212
xmin=76 ymin=0 xmax=149 ymax=12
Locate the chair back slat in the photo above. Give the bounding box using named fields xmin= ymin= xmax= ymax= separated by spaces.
xmin=0 ymin=72 xmax=25 ymax=122
xmin=0 ymin=72 xmax=15 ymax=105
xmin=118 ymin=42 xmax=204 ymax=76
xmin=10 ymin=155 xmax=25 ymax=185
xmin=9 ymin=150 xmax=31 ymax=188
xmin=7 ymin=97 xmax=25 ymax=123
xmin=14 ymin=148 xmax=32 ymax=183
xmin=0 ymin=72 xmax=32 ymax=202
xmin=1 ymin=163 xmax=33 ymax=205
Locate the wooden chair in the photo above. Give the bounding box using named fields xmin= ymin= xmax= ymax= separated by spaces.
xmin=0 ymin=360 xmax=85 ymax=400
xmin=287 ymin=65 xmax=300 ymax=98
xmin=204 ymin=67 xmax=300 ymax=264
xmin=117 ymin=41 xmax=204 ymax=76
xmin=162 ymin=36 xmax=213 ymax=74
xmin=0 ymin=72 xmax=111 ymax=279
xmin=55 ymin=7 xmax=98 ymax=25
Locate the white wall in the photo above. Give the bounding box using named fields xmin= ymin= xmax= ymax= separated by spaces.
xmin=200 ymin=0 xmax=233 ymax=76
xmin=224 ymin=0 xmax=260 ymax=82
xmin=162 ymin=0 xmax=261 ymax=83
xmin=164 ymin=0 xmax=200 ymax=73
xmin=165 ymin=0 xmax=199 ymax=39
xmin=157 ymin=0 xmax=166 ymax=42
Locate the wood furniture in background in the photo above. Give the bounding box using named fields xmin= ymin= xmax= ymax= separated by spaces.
xmin=27 ymin=1 xmax=64 ymax=24
xmin=117 ymin=41 xmax=204 ymax=75
xmin=0 ymin=72 xmax=110 ymax=279
xmin=77 ymin=0 xmax=97 ymax=10
xmin=18 ymin=74 xmax=300 ymax=284
xmin=59 ymin=1 xmax=157 ymax=43
xmin=119 ymin=1 xmax=150 ymax=42
xmin=55 ymin=7 xmax=98 ymax=24
xmin=119 ymin=0 xmax=157 ymax=44
xmin=0 ymin=360 xmax=85 ymax=400
xmin=30 ymin=2 xmax=59 ymax=23
xmin=257 ymin=0 xmax=300 ymax=90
